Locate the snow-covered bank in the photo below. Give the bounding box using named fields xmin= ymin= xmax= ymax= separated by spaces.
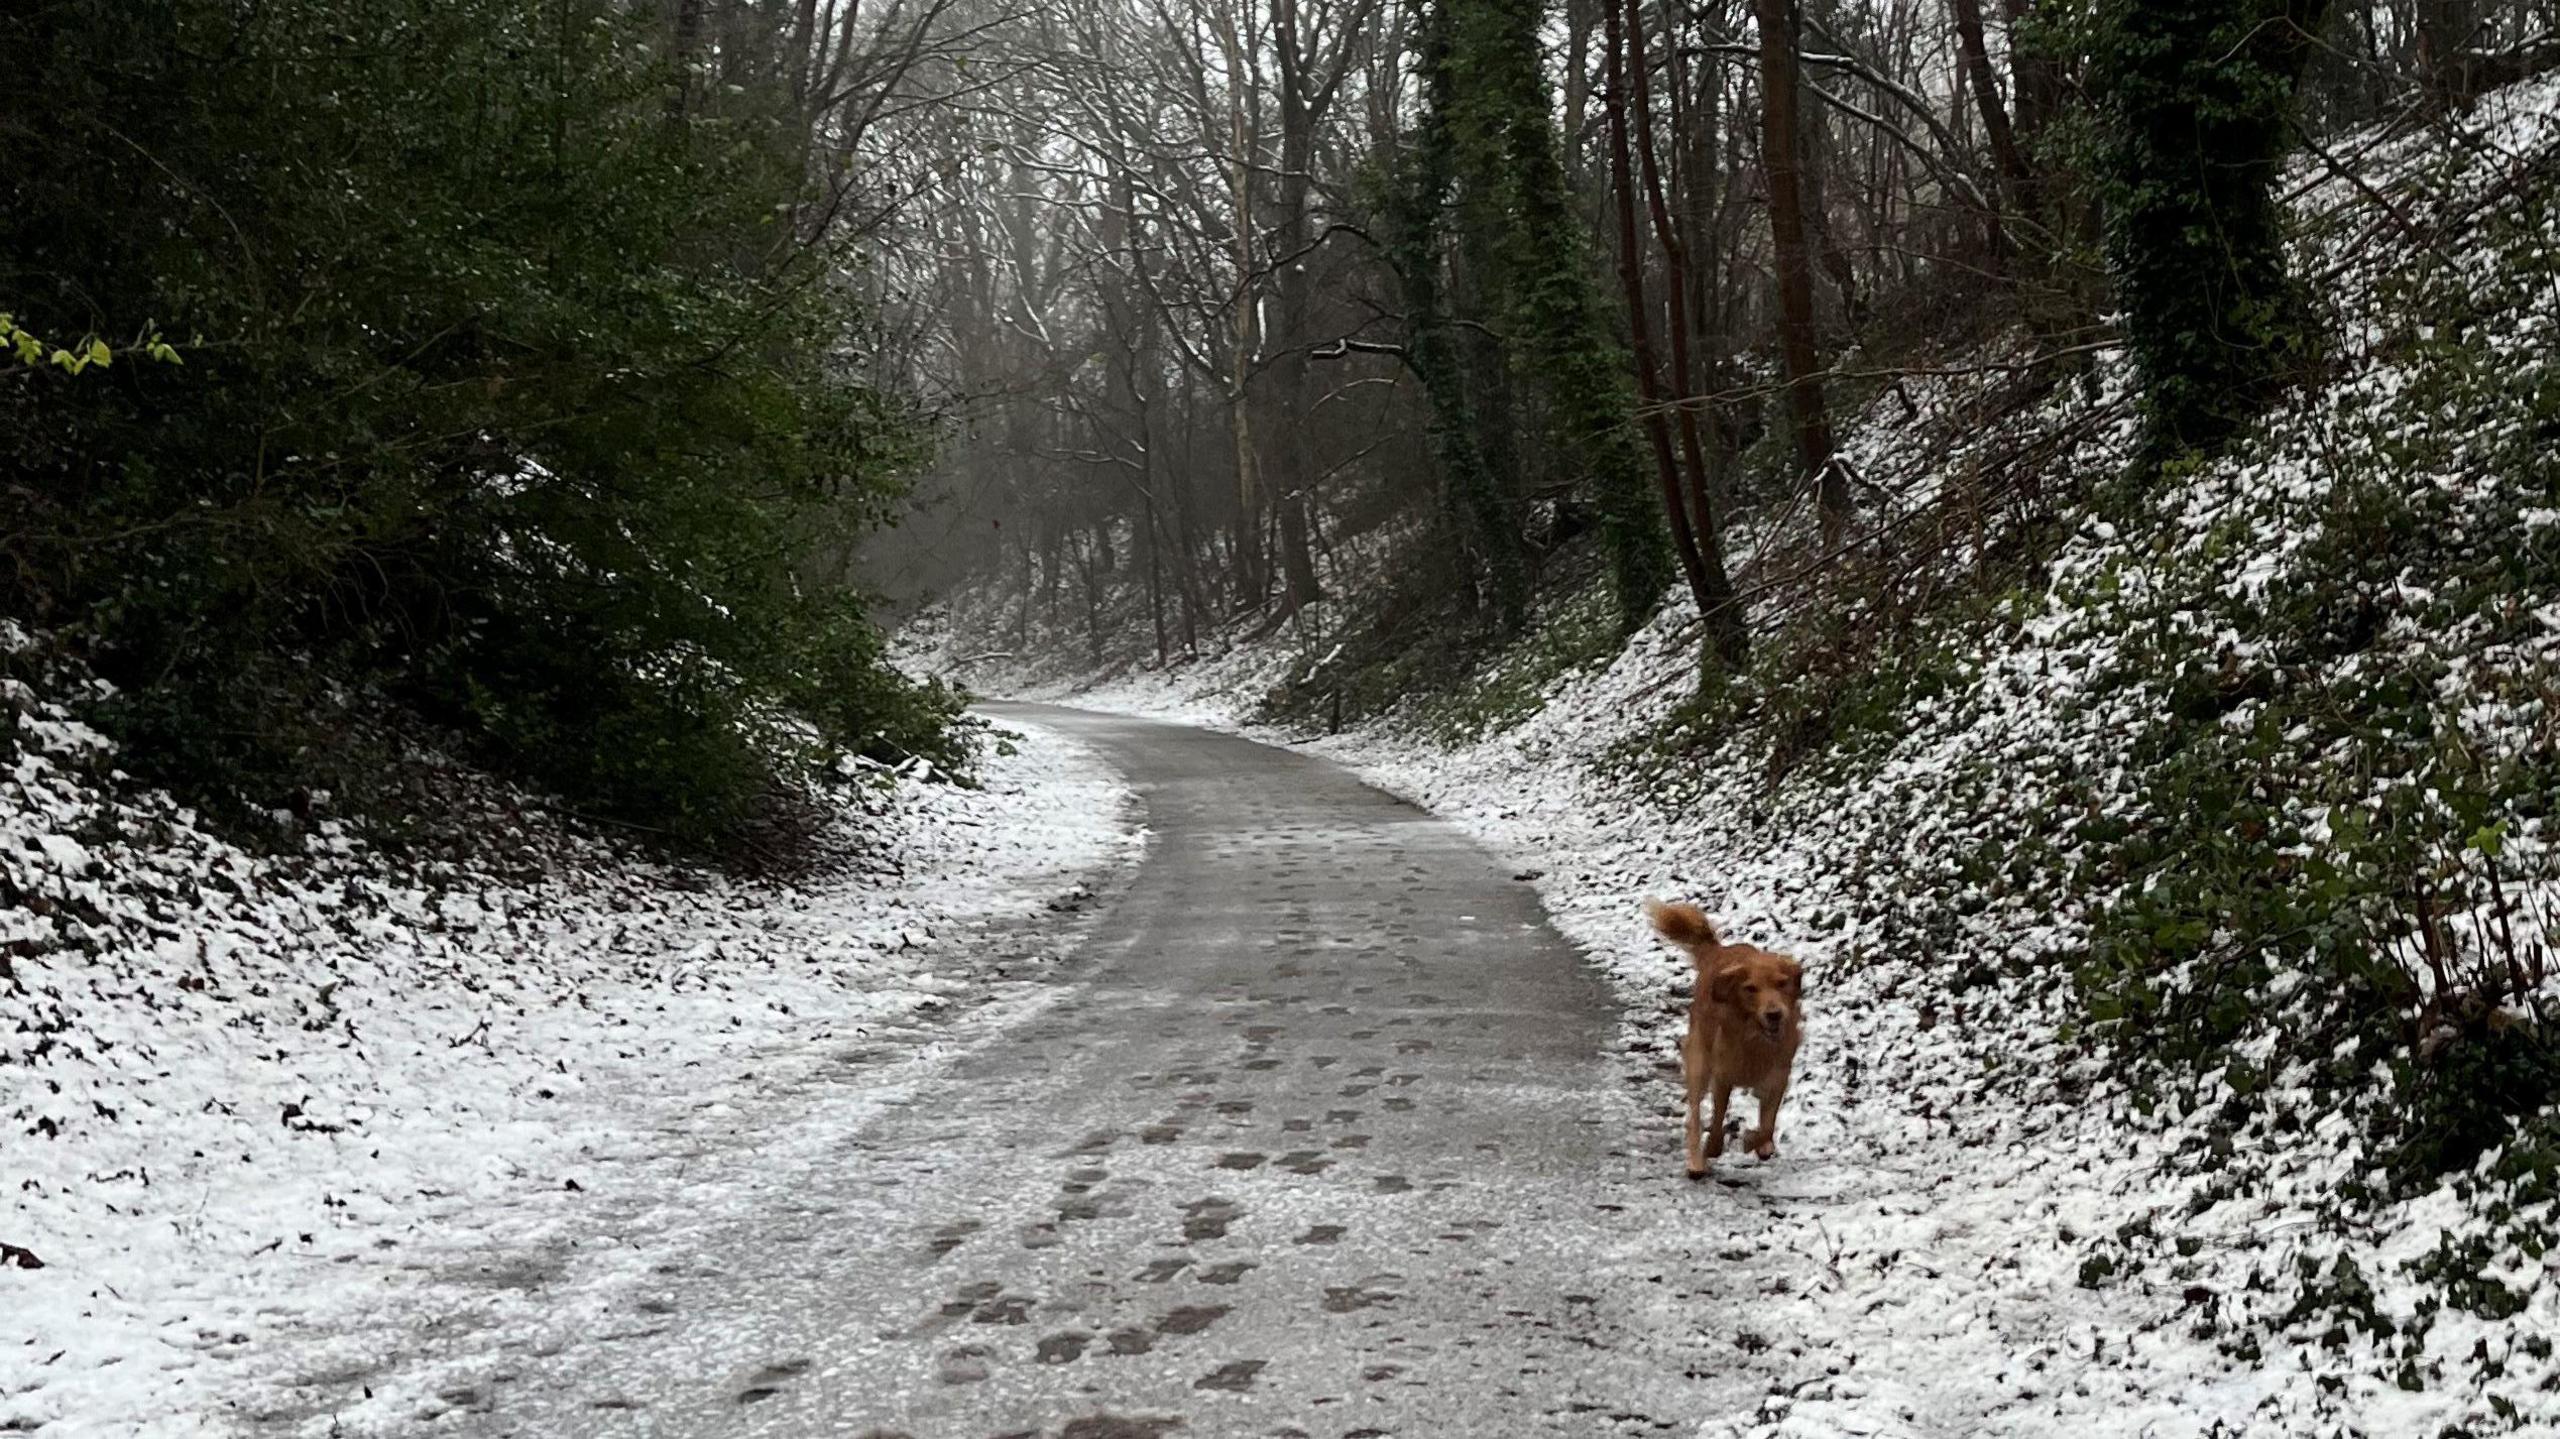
xmin=2 ymin=653 xmax=1140 ymax=1436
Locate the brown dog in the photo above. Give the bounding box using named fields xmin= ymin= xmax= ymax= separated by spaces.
xmin=1645 ymin=901 xmax=1803 ymax=1179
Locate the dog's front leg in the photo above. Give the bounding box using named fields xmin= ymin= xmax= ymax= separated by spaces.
xmin=1747 ymin=1077 xmax=1786 ymax=1160
xmin=1703 ymin=1080 xmax=1732 ymax=1163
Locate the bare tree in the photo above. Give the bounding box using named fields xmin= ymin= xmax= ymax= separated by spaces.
xmin=1753 ymin=0 xmax=1845 ymax=544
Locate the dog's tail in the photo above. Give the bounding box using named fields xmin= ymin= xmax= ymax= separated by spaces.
xmin=1644 ymin=899 xmax=1721 ymax=952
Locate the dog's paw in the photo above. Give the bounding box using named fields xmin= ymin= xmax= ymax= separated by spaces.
xmin=1747 ymin=1132 xmax=1777 ymax=1161
xmin=1684 ymin=1163 xmax=1708 ymax=1182
xmin=1702 ymin=1135 xmax=1725 ymax=1161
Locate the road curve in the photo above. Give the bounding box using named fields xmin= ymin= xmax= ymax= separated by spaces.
xmin=439 ymin=706 xmax=1720 ymax=1436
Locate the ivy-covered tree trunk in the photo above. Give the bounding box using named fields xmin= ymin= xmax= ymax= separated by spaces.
xmin=1391 ymin=1 xmax=1530 ymax=629
xmin=1398 ymin=0 xmax=1673 ymax=635
xmin=2094 ymin=0 xmax=2334 ymax=462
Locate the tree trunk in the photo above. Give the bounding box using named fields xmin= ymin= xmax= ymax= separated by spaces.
xmin=1622 ymin=0 xmax=1746 ymax=662
xmin=1277 ymin=473 xmax=1322 ymax=612
xmin=1144 ymin=490 xmax=1169 ymax=665
xmin=1215 ymin=1 xmax=1268 ymax=613
xmin=1392 ymin=0 xmax=1529 ymax=628
xmin=2094 ymin=0 xmax=2336 ymax=458
xmin=1603 ymin=0 xmax=1725 ymax=637
xmin=1173 ymin=370 xmax=1206 ymax=651
xmin=1268 ymin=2 xmax=1328 ymax=616
xmin=1753 ymin=0 xmax=1845 ymax=545
xmin=1226 ymin=298 xmax=1261 ymax=612
xmin=1798 ymin=94 xmax=1864 ymax=329
xmin=788 ymin=0 xmax=821 ymax=105
xmin=2418 ymin=0 xmax=2481 ymax=110
xmin=1671 ymin=4 xmax=1743 ymax=508
xmin=1078 ymin=529 xmax=1105 ymax=668
xmin=1102 ymin=149 xmax=1170 ymax=666
xmin=1013 ymin=539 xmax=1034 ymax=646
xmin=2002 ymin=0 xmax=2060 ymax=142
xmin=667 ymin=0 xmax=706 ymax=119
xmin=1952 ymin=0 xmax=2034 ymax=217
xmin=1561 ymin=0 xmax=1603 ymax=186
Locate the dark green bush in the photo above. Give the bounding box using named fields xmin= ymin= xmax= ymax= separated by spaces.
xmin=2074 ymin=194 xmax=2560 ymax=1198
xmin=2 ymin=0 xmax=963 ymax=845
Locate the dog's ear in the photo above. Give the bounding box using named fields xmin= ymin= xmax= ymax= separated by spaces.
xmin=1779 ymin=958 xmax=1803 ymax=996
xmin=1707 ymin=967 xmax=1743 ymax=1004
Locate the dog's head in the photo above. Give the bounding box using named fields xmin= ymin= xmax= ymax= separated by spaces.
xmin=1708 ymin=950 xmax=1804 ymax=1039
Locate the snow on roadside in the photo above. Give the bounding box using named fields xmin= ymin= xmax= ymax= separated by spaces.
xmin=2 ymin=657 xmax=1139 ymax=1436
xmin=896 ymin=605 xmax=1295 ymax=734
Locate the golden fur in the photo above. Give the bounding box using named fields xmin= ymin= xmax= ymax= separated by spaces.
xmin=1644 ymin=900 xmax=1803 ymax=1179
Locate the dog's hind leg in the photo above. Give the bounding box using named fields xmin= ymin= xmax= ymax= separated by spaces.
xmin=1681 ymin=1041 xmax=1709 ymax=1179
xmin=1747 ymin=1077 xmax=1787 ymax=1161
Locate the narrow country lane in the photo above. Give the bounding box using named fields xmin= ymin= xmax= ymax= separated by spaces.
xmin=305 ymin=707 xmax=1748 ymax=1437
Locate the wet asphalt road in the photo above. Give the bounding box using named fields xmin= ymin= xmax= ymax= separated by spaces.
xmin=404 ymin=706 xmax=1724 ymax=1437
